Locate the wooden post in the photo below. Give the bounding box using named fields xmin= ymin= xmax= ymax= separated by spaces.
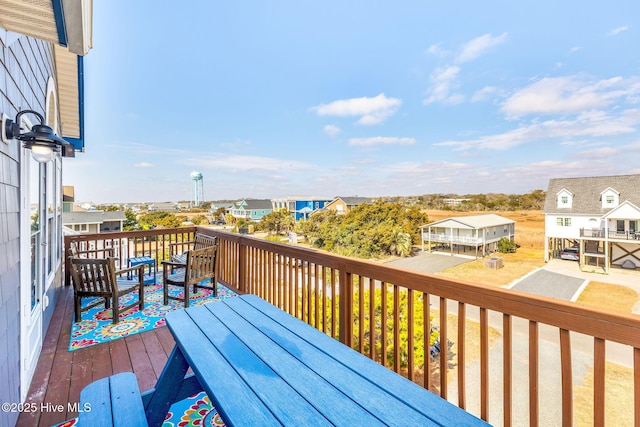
xmin=338 ymin=268 xmax=353 ymax=347
xmin=238 ymin=240 xmax=247 ymax=293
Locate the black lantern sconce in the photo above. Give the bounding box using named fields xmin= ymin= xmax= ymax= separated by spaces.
xmin=3 ymin=110 xmax=74 ymax=163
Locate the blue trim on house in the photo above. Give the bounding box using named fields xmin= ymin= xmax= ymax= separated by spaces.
xmin=65 ymin=56 xmax=85 ymax=151
xmin=51 ymin=0 xmax=68 ymax=47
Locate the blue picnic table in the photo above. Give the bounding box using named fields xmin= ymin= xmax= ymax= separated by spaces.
xmin=143 ymin=294 xmax=489 ymax=426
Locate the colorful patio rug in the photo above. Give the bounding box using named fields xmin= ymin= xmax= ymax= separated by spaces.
xmin=52 ymin=391 xmax=225 ymax=426
xmin=69 ymin=282 xmax=237 ymax=351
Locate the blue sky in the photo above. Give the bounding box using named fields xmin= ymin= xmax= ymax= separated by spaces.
xmin=63 ymin=1 xmax=640 ymax=204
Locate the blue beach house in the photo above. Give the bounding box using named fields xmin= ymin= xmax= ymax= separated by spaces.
xmin=272 ymin=196 xmax=333 ymax=221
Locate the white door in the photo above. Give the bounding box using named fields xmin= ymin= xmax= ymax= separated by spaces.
xmin=19 ymin=151 xmax=44 ymax=400
xmin=20 ymin=151 xmax=62 ymax=399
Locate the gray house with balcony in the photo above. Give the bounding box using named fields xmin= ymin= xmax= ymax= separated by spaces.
xmin=420 ymin=214 xmax=515 ymax=258
xmin=543 ymin=174 xmax=640 ymax=272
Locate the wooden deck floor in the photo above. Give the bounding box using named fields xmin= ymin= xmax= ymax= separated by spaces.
xmin=17 ymin=285 xmax=177 ymax=427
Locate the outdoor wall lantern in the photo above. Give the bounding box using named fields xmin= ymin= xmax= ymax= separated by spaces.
xmin=3 ymin=109 xmax=74 ymax=163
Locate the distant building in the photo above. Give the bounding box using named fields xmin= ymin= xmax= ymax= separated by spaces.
xmin=63 ymin=211 xmax=126 ymax=234
xmin=230 ymin=199 xmax=273 ymax=221
xmin=272 ymin=196 xmax=333 ymax=221
xmin=543 ymin=174 xmax=640 ymax=272
xmin=148 ymin=202 xmax=179 ymax=212
xmin=320 ymin=196 xmax=372 ymax=215
xmin=442 ymin=198 xmax=471 ymax=207
xmin=420 ymin=214 xmax=515 ymax=258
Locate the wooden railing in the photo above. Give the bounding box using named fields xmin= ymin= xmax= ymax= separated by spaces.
xmin=65 ymin=227 xmax=640 ymax=426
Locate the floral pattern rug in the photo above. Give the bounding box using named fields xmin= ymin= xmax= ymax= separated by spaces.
xmin=69 ymin=282 xmax=237 ymax=351
xmin=52 ymin=391 xmax=225 ymax=427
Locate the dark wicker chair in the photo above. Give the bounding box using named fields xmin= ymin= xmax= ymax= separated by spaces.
xmin=69 ymin=257 xmax=145 ymax=324
xmin=162 ymin=245 xmax=218 ymax=308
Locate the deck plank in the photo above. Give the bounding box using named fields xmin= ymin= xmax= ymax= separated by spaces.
xmin=91 ymin=340 xmax=113 ymax=382
xmin=110 ymin=336 xmax=133 ymax=374
xmin=67 ymin=348 xmax=93 ymax=419
xmin=141 ymin=329 xmax=170 ymax=378
xmin=38 ymin=377 xmax=70 ymax=427
xmin=17 ymin=284 xmax=176 ymax=426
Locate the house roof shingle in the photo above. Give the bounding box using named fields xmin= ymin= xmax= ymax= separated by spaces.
xmin=337 ymin=196 xmax=372 ymax=206
xmin=241 ymin=199 xmax=273 ymax=210
xmin=62 ymin=211 xmax=126 ymax=225
xmin=543 ymin=174 xmax=640 ymax=215
xmin=422 ymin=214 xmax=515 ymax=230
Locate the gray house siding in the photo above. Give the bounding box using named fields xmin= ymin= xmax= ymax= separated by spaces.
xmin=0 ymin=35 xmax=60 ymax=426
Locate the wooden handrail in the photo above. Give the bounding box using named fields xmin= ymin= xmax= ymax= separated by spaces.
xmin=65 ymin=226 xmax=640 ymax=425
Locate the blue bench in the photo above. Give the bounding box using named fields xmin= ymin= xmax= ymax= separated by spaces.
xmin=79 ymin=372 xmax=147 ymax=426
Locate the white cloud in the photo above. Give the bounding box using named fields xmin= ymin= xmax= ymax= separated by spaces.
xmin=456 ymin=32 xmax=508 ymax=63
xmin=426 ymin=43 xmax=448 ymax=56
xmin=324 ymin=124 xmax=341 ymax=137
xmin=575 ymin=147 xmax=619 ymax=158
xmin=348 ymin=136 xmax=416 ymax=146
xmin=501 ymin=75 xmax=638 ymax=117
xmin=311 ymin=93 xmax=402 ymax=125
xmin=608 ymin=26 xmax=629 ymax=36
xmin=471 ymin=86 xmax=497 ymax=102
xmin=134 ymin=162 xmax=153 ymax=168
xmin=423 ymin=66 xmax=463 ymax=105
xmin=435 ymin=108 xmax=640 ymax=151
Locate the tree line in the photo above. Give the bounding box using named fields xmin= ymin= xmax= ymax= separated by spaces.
xmin=290 ymin=201 xmax=428 ymax=259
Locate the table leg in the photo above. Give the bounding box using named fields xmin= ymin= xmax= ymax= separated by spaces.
xmin=144 ymin=345 xmax=191 ymax=427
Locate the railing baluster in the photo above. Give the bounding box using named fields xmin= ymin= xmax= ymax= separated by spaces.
xmin=408 ymin=288 xmax=415 ymax=381
xmin=394 ymin=285 xmax=400 ymax=373
xmin=559 ymin=328 xmax=572 ymax=427
xmin=321 ymin=266 xmax=327 ymax=334
xmin=269 ymin=252 xmax=275 ymax=306
xmin=594 ymin=337 xmax=605 ymax=426
xmin=504 ymin=314 xmax=512 ymax=427
xmin=330 ymin=268 xmax=336 ymax=339
xmin=287 ymin=256 xmax=294 ymax=315
xmin=339 ymin=270 xmax=353 ymax=347
xmin=381 ymin=282 xmax=388 ymax=367
xmin=440 ymin=297 xmax=448 ymax=399
xmin=529 ymin=320 xmax=539 ymax=427
xmin=457 ymin=302 xmax=466 ymax=409
xmin=423 ymin=292 xmax=431 ymax=391
xmin=359 ymin=274 xmax=365 ymax=354
xmin=295 ymin=259 xmax=300 ymax=319
xmin=480 ymin=308 xmax=489 ymax=421
xmin=315 ymin=264 xmax=320 ymax=329
xmin=369 ymin=278 xmax=375 ymax=360
xmin=303 ymin=259 xmax=309 ymax=322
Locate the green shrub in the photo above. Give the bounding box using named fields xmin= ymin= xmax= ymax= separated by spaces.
xmin=497 ymin=237 xmax=517 ymax=253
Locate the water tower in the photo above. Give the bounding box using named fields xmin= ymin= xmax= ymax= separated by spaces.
xmin=190 ymin=171 xmax=204 ymax=207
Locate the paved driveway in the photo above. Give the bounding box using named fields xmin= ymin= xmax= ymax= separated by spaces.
xmin=509 ymin=269 xmax=586 ymax=301
xmin=386 ymin=252 xmax=471 ymax=274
